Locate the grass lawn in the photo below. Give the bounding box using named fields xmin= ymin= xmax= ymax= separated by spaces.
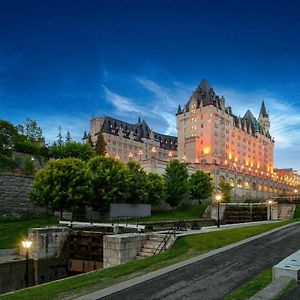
xmin=0 ymin=217 xmax=58 ymax=249
xmin=0 ymin=220 xmax=292 ymax=300
xmin=127 ymin=204 xmax=207 ymax=222
xmin=293 ymin=204 xmax=300 ymax=219
xmin=224 ymin=268 xmax=272 ymax=300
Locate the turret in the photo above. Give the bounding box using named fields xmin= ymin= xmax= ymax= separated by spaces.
xmin=258 ymin=100 xmax=270 ymax=133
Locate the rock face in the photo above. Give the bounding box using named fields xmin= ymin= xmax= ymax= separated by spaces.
xmin=0 ymin=172 xmax=43 ymax=216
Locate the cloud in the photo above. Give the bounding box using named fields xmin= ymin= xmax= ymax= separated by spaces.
xmin=102 ymin=85 xmax=147 ymax=115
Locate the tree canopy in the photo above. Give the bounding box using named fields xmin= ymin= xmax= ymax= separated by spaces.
xmin=164 ymin=160 xmax=189 ymax=208
xmin=49 ymin=142 xmax=95 ymax=161
xmin=95 ymin=132 xmax=106 ymax=156
xmin=29 ymin=158 xmax=93 ymax=218
xmin=189 ymin=170 xmax=213 ymax=202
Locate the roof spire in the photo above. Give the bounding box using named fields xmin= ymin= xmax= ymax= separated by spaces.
xmin=196 ymin=79 xmax=211 ymax=92
xmin=138 ymin=116 xmax=141 ymax=123
xmin=259 ymin=100 xmax=268 ymax=118
xmin=177 ymin=105 xmax=182 ymax=114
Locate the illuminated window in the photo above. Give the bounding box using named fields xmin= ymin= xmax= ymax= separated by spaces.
xmin=237 ymin=180 xmax=243 ymax=188
xmin=229 ymin=178 xmax=234 ymax=187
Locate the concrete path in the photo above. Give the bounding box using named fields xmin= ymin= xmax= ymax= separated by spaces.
xmin=249 ymin=276 xmax=292 ymax=300
xmin=77 ymin=221 xmax=300 ymax=300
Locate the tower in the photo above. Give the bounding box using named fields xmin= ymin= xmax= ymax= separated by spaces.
xmin=258 ymin=100 xmax=270 ymax=134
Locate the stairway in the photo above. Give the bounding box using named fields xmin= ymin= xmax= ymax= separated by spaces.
xmin=278 ymin=204 xmax=295 ymax=220
xmin=136 ymin=233 xmax=173 ymax=260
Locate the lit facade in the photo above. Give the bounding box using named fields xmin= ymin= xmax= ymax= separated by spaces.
xmin=177 ymin=79 xmax=274 ymax=176
xmin=83 ymin=116 xmax=177 ymax=162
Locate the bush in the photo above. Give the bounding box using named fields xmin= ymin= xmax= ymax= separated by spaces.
xmin=49 ymin=142 xmax=95 ymax=161
xmin=23 ymin=157 xmax=35 ymax=175
xmin=14 ymin=140 xmax=40 ymax=156
xmin=0 ymin=154 xmax=17 ymax=171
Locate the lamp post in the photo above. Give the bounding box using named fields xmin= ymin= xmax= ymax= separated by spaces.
xmin=216 ymin=194 xmax=222 ymax=228
xmin=138 ymin=150 xmax=143 ymax=161
xmin=21 ymin=240 xmax=32 ymax=287
xmin=150 ymin=147 xmax=156 ymax=158
xmin=268 ymin=200 xmax=273 ymax=221
xmin=128 ymin=152 xmax=133 ymax=161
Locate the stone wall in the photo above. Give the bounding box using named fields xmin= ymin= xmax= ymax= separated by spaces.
xmin=0 ymin=172 xmax=42 ymax=215
xmin=0 ymin=257 xmax=68 ymax=294
xmin=103 ymin=233 xmax=149 ymax=268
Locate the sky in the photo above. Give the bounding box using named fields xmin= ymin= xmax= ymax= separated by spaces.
xmin=0 ymin=0 xmax=300 ymax=170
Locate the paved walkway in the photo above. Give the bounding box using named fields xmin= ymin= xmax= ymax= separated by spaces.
xmin=76 ymin=221 xmax=300 ymax=300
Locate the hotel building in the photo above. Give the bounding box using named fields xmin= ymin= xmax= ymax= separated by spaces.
xmin=83 ymin=79 xmax=299 ymax=200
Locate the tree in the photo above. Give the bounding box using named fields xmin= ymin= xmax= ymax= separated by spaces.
xmin=189 ymin=170 xmax=214 ymax=203
xmin=218 ymin=180 xmax=233 ymax=203
xmin=86 ymin=156 xmax=127 ymax=215
xmin=0 ymin=120 xmax=19 ymax=155
xmin=57 ymin=126 xmax=63 ymax=146
xmin=164 ymin=160 xmax=189 ymax=208
xmin=125 ymin=161 xmax=148 ymax=204
xmin=49 ymin=142 xmax=95 ymax=161
xmin=146 ymin=173 xmax=166 ymax=205
xmin=88 ymin=134 xmax=94 ymax=147
xmin=29 ymin=158 xmax=93 ymax=219
xmin=95 ymin=132 xmax=106 ymax=156
xmin=65 ymin=131 xmax=72 ymax=143
xmin=17 ymin=118 xmax=44 ymax=145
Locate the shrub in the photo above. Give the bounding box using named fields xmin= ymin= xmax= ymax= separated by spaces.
xmin=0 ymin=154 xmax=17 ymax=171
xmin=14 ymin=140 xmax=40 ymax=156
xmin=23 ymin=157 xmax=35 ymax=175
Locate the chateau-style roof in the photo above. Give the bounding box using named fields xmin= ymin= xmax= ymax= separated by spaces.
xmin=179 ymin=79 xmax=272 ymax=139
xmin=89 ymin=116 xmax=177 ymax=151
xmin=259 ymin=100 xmax=268 ymax=118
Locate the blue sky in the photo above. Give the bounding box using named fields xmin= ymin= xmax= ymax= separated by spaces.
xmin=0 ymin=0 xmax=300 ymax=170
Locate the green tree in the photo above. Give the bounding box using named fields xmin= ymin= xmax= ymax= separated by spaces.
xmin=86 ymin=156 xmax=127 ymax=215
xmin=29 ymin=158 xmax=93 ymax=219
xmin=164 ymin=160 xmax=189 ymax=208
xmin=189 ymin=170 xmax=214 ymax=203
xmin=49 ymin=142 xmax=95 ymax=161
xmin=218 ymin=180 xmax=233 ymax=203
xmin=146 ymin=173 xmax=166 ymax=205
xmin=95 ymin=132 xmax=106 ymax=156
xmin=17 ymin=118 xmax=44 ymax=145
xmin=88 ymin=134 xmax=94 ymax=147
xmin=0 ymin=120 xmax=19 ymax=155
xmin=57 ymin=126 xmax=63 ymax=146
xmin=125 ymin=161 xmax=148 ymax=204
xmin=65 ymin=131 xmax=72 ymax=143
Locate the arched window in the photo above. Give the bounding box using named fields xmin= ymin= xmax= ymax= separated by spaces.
xmin=229 ymin=177 xmax=235 ymax=187
xmin=237 ymin=179 xmax=243 ymax=189
xmin=219 ymin=176 xmax=225 ymax=184
xmin=245 ymin=181 xmax=250 ymax=189
xmin=257 ymin=184 xmax=262 ymax=191
xmin=252 ymin=182 xmax=256 ymax=190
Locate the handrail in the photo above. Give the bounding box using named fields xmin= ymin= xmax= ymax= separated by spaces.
xmin=153 ymin=221 xmax=184 ymax=255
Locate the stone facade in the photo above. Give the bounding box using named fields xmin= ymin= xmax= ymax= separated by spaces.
xmin=0 ymin=172 xmax=43 ymax=215
xmin=103 ymin=233 xmax=148 ymax=268
xmin=83 ymin=116 xmax=177 ymax=162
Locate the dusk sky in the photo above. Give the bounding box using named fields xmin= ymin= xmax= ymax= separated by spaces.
xmin=0 ymin=0 xmax=300 ymax=170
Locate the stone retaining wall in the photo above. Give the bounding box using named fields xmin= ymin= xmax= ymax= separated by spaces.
xmin=0 ymin=172 xmax=42 ymax=215
xmin=103 ymin=233 xmax=149 ymax=268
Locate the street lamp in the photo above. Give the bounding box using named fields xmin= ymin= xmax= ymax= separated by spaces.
xmin=268 ymin=200 xmax=273 ymax=221
xmin=216 ymin=194 xmax=222 ymax=228
xmin=128 ymin=152 xmax=133 ymax=161
xmin=138 ymin=150 xmax=143 ymax=161
xmin=21 ymin=240 xmax=32 ymax=287
xmin=150 ymin=147 xmax=156 ymax=158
